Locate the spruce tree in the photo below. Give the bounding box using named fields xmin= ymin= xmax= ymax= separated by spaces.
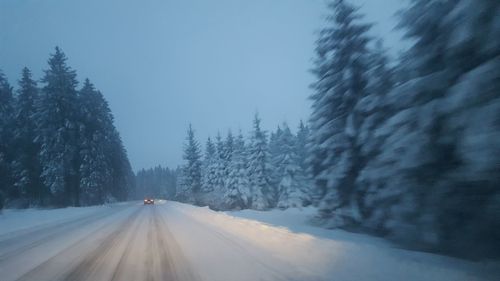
xmin=213 ymin=132 xmax=226 ymax=192
xmin=224 ymin=131 xmax=250 ymax=209
xmin=178 ymin=124 xmax=202 ymax=202
xmin=309 ymin=0 xmax=372 ymax=224
xmin=222 ymin=131 xmax=234 ymax=178
xmin=108 ymin=130 xmax=134 ymax=201
xmin=201 ymin=137 xmax=217 ymax=192
xmin=247 ymin=114 xmax=271 ymax=209
xmin=381 ymin=0 xmax=500 ymax=257
xmin=36 ymin=47 xmax=81 ymax=206
xmin=12 ymin=67 xmax=45 ymax=205
xmin=78 ymin=79 xmax=113 ymax=205
xmin=295 ymin=120 xmax=310 ymax=172
xmin=268 ymin=125 xmax=283 ymax=192
xmin=0 ymin=72 xmax=15 ymax=208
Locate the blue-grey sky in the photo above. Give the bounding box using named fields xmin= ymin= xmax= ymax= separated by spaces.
xmin=0 ymin=0 xmax=406 ymax=171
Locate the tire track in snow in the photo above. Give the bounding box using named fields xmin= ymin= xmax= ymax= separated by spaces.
xmin=0 ymin=206 xmax=126 ymax=262
xmin=109 ymin=208 xmax=145 ymax=281
xmin=145 ymin=207 xmax=155 ymax=281
xmin=152 ymin=207 xmax=176 ymax=280
xmin=152 ymin=206 xmax=200 ymax=281
xmin=12 ymin=206 xmax=142 ymax=281
xmin=60 ymin=207 xmax=143 ymax=281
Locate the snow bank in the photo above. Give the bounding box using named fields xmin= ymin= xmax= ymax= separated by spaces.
xmin=168 ymin=202 xmax=498 ymax=281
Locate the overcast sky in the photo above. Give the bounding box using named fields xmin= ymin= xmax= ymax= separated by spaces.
xmin=0 ymin=0 xmax=406 ymax=171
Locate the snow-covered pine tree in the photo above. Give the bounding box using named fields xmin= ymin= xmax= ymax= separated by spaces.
xmin=330 ymin=0 xmax=500 ymax=258
xmin=268 ymin=125 xmax=283 ymax=195
xmin=276 ymin=124 xmax=310 ymax=209
xmin=12 ymin=67 xmax=45 ymax=205
xmin=247 ymin=114 xmax=272 ymax=210
xmin=36 ymin=47 xmax=81 ymax=206
xmin=222 ymin=130 xmax=234 ymax=178
xmin=0 ymin=72 xmax=15 ymax=209
xmin=178 ymin=124 xmax=202 ymax=203
xmin=169 ymin=167 xmax=179 ymax=198
xmin=201 ymin=137 xmax=217 ymax=192
xmin=223 ymin=131 xmax=251 ymax=209
xmin=213 ymin=132 xmax=226 ymax=193
xmin=296 ymin=120 xmax=314 ymax=204
xmin=105 ymin=116 xmax=134 ymax=202
xmin=309 ymin=0 xmax=372 ymax=226
xmin=295 ymin=120 xmax=310 ymax=172
xmin=162 ymin=166 xmax=177 ymax=199
xmin=78 ymin=79 xmax=113 ymax=205
xmin=351 ymin=39 xmax=395 ymax=231
xmin=380 ymin=0 xmax=499 ymax=257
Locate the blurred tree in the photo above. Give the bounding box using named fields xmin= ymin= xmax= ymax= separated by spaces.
xmin=308 ymin=0 xmax=372 ymax=225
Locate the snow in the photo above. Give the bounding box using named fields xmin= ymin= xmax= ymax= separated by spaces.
xmin=228 ymin=206 xmax=380 ymax=244
xmin=0 ymin=205 xmax=113 ymax=236
xmin=1 ymin=202 xmax=498 ymax=281
xmin=170 ymin=203 xmax=498 ymax=281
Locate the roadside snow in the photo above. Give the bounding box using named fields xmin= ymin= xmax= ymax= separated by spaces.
xmin=0 ymin=202 xmax=133 ymax=236
xmin=227 ymin=206 xmax=389 ymax=245
xmin=224 ymin=206 xmax=499 ymax=281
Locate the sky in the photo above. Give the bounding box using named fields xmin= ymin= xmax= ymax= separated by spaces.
xmin=0 ymin=0 xmax=406 ymax=171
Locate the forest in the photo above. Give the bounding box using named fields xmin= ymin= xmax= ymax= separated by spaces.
xmin=0 ymin=47 xmax=135 ymax=208
xmin=135 ymin=0 xmax=500 ymax=258
xmin=1 ymin=0 xmax=499 ymax=260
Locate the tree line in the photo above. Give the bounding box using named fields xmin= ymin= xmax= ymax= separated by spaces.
xmin=176 ymin=116 xmax=311 ymax=210
xmin=134 ymin=166 xmax=178 ymax=200
xmin=0 ymin=47 xmax=135 ymax=208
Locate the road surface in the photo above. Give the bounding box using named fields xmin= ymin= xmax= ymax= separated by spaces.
xmin=0 ymin=202 xmax=191 ymax=281
xmin=0 ymin=201 xmax=497 ymax=281
xmin=0 ymin=201 xmax=321 ymax=281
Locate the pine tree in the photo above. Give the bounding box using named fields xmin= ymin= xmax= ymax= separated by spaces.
xmin=78 ymin=79 xmax=113 ymax=205
xmin=325 ymin=0 xmax=500 ymax=258
xmin=213 ymin=132 xmax=226 ymax=192
xmin=36 ymin=47 xmax=81 ymax=206
xmin=178 ymin=124 xmax=202 ymax=202
xmin=222 ymin=130 xmax=234 ymax=178
xmin=201 ymin=137 xmax=217 ymax=192
xmin=295 ymin=120 xmax=310 ymax=172
xmin=350 ymin=38 xmax=395 ymax=228
xmin=247 ymin=114 xmax=272 ymax=209
xmin=268 ymin=125 xmax=283 ymax=191
xmin=296 ymin=120 xmax=313 ymax=205
xmin=224 ymin=131 xmax=251 ymax=209
xmin=378 ymin=0 xmax=500 ymax=257
xmin=309 ymin=0 xmax=372 ymax=225
xmin=0 ymin=72 xmax=15 ymax=208
xmin=108 ymin=130 xmax=134 ymax=201
xmin=276 ymin=124 xmax=310 ymax=208
xmin=12 ymin=67 xmax=45 ymax=205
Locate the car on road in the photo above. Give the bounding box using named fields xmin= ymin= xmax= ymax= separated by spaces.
xmin=144 ymin=198 xmax=154 ymax=205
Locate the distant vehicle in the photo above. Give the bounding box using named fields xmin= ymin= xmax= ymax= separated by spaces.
xmin=144 ymin=198 xmax=154 ymax=205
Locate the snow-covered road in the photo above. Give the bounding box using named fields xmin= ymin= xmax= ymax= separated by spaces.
xmin=0 ymin=201 xmax=497 ymax=281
